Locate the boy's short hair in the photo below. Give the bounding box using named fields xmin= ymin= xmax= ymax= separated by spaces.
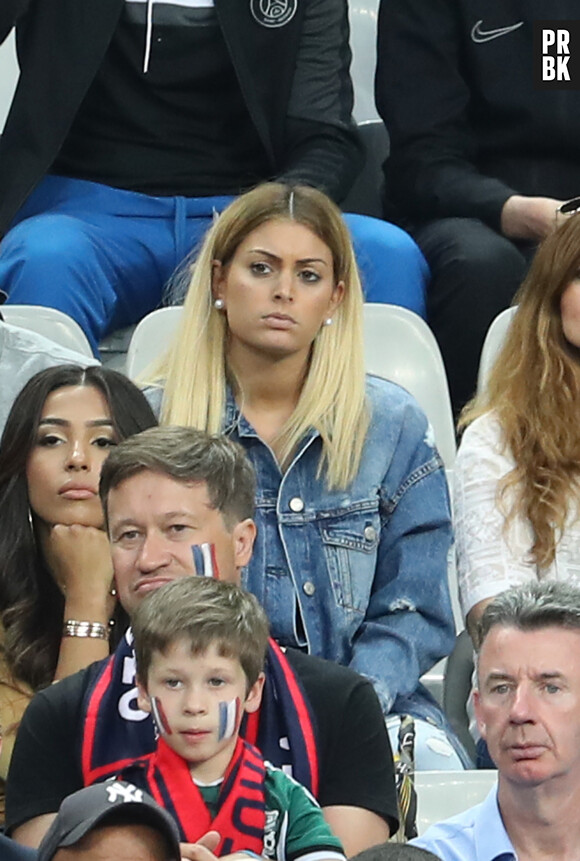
xmin=99 ymin=426 xmax=256 ymax=530
xmin=133 ymin=577 xmax=270 ymax=688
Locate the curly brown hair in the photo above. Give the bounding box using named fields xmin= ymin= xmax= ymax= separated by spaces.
xmin=460 ymin=214 xmax=580 ymax=569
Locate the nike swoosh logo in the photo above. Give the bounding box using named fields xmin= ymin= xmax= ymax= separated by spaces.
xmin=471 ymin=20 xmax=524 ymax=43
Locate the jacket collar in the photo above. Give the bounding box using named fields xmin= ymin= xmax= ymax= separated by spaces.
xmin=223 ymin=388 xmax=256 ymax=438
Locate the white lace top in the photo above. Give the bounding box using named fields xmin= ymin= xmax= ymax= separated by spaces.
xmin=453 ymin=411 xmax=580 ymax=619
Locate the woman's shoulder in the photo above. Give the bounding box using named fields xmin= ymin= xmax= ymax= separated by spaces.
xmin=362 ymin=375 xmax=446 ymax=475
xmin=459 ymin=411 xmax=507 ymax=456
xmin=455 ymin=411 xmax=515 ymax=484
xmin=364 ymin=374 xmax=434 ymax=445
xmin=364 ymin=373 xmax=426 ymax=418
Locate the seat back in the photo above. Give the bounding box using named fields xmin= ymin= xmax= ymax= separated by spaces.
xmin=128 ymin=304 xmax=456 ymax=468
xmin=3 ymin=305 xmax=94 ymax=358
xmin=443 ymin=629 xmax=477 ymax=761
xmin=415 ymin=770 xmax=497 ymax=835
xmin=363 ymin=303 xmax=456 ymax=469
xmin=346 ymin=0 xmax=389 ymax=219
xmin=126 ymin=306 xmax=182 ymax=380
xmin=127 ymin=302 xmax=455 ymax=469
xmin=349 ymin=0 xmax=380 ymax=123
xmin=0 ymin=29 xmax=18 ymax=132
xmin=129 ymin=305 xmax=456 ymax=470
xmin=477 ymin=306 xmax=518 ymax=394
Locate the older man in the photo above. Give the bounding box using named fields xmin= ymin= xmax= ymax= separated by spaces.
xmin=413 ymin=580 xmax=580 ymax=860
xmin=6 ymin=427 xmax=397 ymax=856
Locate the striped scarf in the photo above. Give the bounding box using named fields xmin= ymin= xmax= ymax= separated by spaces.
xmin=82 ymin=632 xmax=319 ymax=796
xmin=121 ymin=737 xmax=266 ymax=852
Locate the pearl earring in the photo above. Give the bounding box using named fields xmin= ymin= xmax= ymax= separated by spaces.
xmin=214 ymin=299 xmax=225 ymax=310
xmin=324 ymin=317 xmax=333 ymax=326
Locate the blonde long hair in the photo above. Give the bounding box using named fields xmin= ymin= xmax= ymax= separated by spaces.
xmin=148 ymin=183 xmax=368 ymax=489
xmin=461 ymin=214 xmax=580 ymax=568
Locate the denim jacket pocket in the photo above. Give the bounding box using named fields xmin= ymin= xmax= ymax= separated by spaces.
xmin=320 ymin=506 xmax=380 ymax=613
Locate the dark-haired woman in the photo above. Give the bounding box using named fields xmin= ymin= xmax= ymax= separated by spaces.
xmin=0 ymin=365 xmax=157 ymax=807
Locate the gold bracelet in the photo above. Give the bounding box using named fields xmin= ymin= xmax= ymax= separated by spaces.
xmin=63 ymin=620 xmax=109 ymax=640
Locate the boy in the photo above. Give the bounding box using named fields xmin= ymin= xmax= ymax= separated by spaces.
xmin=122 ymin=575 xmax=347 ymax=861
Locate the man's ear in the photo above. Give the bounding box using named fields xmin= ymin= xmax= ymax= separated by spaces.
xmin=232 ymin=518 xmax=257 ymax=568
xmin=136 ymin=678 xmax=152 ymax=715
xmin=473 ymin=688 xmax=486 ymax=740
xmin=244 ymin=672 xmax=265 ymax=714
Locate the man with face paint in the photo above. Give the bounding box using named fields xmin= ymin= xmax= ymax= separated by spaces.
xmin=120 ymin=575 xmax=347 ymax=861
xmin=5 ymin=427 xmax=397 ymax=856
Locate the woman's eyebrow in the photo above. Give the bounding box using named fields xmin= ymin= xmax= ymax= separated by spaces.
xmin=247 ymin=248 xmax=329 ymax=266
xmin=38 ymin=417 xmax=114 ymax=427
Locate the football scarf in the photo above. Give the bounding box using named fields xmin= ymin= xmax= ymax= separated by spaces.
xmin=244 ymin=638 xmax=319 ymax=797
xmin=82 ymin=632 xmax=318 ymax=795
xmin=122 ymin=736 xmax=265 ymax=852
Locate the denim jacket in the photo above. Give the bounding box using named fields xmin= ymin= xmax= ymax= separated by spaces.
xmin=224 ymin=375 xmax=455 ymax=724
xmin=145 ymin=376 xmax=455 ymax=727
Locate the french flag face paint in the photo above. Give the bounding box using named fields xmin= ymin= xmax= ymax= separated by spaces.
xmin=191 ymin=543 xmax=219 ymax=578
xmin=151 ymin=696 xmax=173 ymax=737
xmin=217 ymin=697 xmax=241 ymax=741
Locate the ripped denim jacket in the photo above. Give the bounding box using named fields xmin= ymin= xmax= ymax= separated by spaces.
xmin=226 ymin=375 xmax=455 ymax=726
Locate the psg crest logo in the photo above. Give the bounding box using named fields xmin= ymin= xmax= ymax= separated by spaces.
xmin=250 ymin=0 xmax=297 ymax=28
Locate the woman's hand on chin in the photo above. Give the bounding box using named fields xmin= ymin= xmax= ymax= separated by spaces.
xmin=44 ymin=523 xmax=116 ymax=622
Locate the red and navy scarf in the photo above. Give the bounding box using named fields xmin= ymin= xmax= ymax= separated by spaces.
xmin=120 ymin=737 xmax=266 ymax=852
xmin=82 ymin=631 xmax=319 ymax=795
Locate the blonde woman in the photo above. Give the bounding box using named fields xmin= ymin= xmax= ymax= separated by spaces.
xmin=455 ymin=214 xmax=580 ymax=645
xmin=146 ymin=182 xmax=469 ymax=768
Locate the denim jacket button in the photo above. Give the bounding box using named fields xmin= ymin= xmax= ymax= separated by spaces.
xmin=289 ymin=497 xmax=304 ymax=512
xmin=364 ymin=525 xmax=377 ymax=541
xmin=303 ymin=581 xmax=316 ymax=596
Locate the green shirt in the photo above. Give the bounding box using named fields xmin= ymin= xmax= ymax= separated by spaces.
xmin=198 ymin=761 xmax=346 ymax=861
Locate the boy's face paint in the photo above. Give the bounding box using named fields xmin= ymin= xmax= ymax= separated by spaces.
xmin=217 ymin=697 xmax=242 ymax=742
xmin=191 ymin=542 xmax=220 ymax=579
xmin=151 ymin=696 xmax=173 ymax=736
xmin=144 ymin=641 xmax=262 ymax=781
